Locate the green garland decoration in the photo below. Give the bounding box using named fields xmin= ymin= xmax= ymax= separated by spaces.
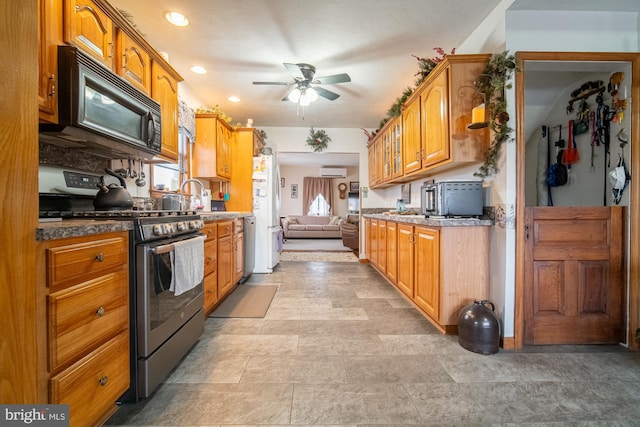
xmin=473 ymin=51 xmax=518 ymax=179
xmin=306 ymin=127 xmax=331 ymax=152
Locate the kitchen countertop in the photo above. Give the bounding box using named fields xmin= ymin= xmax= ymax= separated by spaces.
xmin=36 ymin=212 xmax=252 ymax=241
xmin=363 ymin=213 xmax=493 ymax=227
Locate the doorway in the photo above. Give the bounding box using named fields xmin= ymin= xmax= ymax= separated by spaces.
xmin=515 ymin=52 xmax=640 ymax=349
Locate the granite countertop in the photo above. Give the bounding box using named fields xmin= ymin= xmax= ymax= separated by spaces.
xmin=36 ymin=211 xmax=253 ymax=241
xmin=363 ymin=213 xmax=493 ymax=227
xmin=36 ymin=219 xmax=134 ymax=241
xmin=199 ymin=211 xmax=252 ymax=222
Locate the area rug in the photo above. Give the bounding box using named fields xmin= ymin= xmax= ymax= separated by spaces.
xmin=209 ymin=285 xmax=278 ymax=318
xmin=283 ymin=238 xmax=351 ymax=252
xmin=280 ymin=251 xmax=359 ymax=262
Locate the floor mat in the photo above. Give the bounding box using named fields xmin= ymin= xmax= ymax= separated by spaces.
xmin=209 ymin=285 xmax=278 ymax=318
xmin=279 ymin=251 xmax=359 ymax=262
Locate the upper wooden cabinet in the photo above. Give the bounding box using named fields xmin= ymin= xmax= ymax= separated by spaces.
xmin=402 ymin=95 xmax=422 ymax=175
xmin=39 ymin=0 xmax=63 ymax=123
xmin=64 ymin=0 xmax=114 ymax=68
xmin=227 ymin=128 xmax=264 ymax=212
xmin=369 ymin=54 xmax=490 ymax=188
xmin=152 ymin=61 xmax=179 ymax=161
xmin=193 ymin=114 xmax=233 ymax=181
xmin=116 ymin=29 xmax=151 ymax=95
xmin=39 ymin=0 xmax=184 ymax=155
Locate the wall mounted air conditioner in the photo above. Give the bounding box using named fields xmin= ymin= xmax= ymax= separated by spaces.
xmin=320 ymin=167 xmax=347 ymax=177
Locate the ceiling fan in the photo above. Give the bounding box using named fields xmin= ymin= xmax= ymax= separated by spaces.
xmin=253 ymin=63 xmax=351 ymax=104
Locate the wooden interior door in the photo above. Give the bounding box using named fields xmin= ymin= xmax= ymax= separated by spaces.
xmin=524 ymin=206 xmax=625 ymax=344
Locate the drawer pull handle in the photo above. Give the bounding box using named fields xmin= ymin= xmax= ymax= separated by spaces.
xmin=99 ymin=376 xmax=108 ymax=386
xmin=96 ymin=306 xmax=105 ymax=317
xmin=95 ymin=253 xmax=105 ymax=262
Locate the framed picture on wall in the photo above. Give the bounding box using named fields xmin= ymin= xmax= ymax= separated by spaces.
xmin=350 ymin=181 xmax=359 ymax=192
xmin=291 ymin=184 xmax=298 ymax=198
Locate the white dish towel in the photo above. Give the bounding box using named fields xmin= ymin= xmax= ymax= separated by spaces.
xmin=170 ymin=235 xmax=205 ymax=296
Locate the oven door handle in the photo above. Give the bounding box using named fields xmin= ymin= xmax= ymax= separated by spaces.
xmin=151 ymin=243 xmax=174 ymax=255
xmin=150 ymin=235 xmax=204 ymax=254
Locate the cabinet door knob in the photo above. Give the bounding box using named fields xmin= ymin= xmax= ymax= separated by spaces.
xmin=96 ymin=306 xmax=105 ymax=317
xmin=95 ymin=253 xmax=105 ymax=262
xmin=98 ymin=376 xmax=108 ymax=386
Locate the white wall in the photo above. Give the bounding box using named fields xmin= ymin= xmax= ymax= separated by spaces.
xmin=279 ymin=164 xmax=359 ymax=217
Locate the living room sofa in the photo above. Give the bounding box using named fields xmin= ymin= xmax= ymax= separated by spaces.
xmin=281 ymin=215 xmax=343 ymax=239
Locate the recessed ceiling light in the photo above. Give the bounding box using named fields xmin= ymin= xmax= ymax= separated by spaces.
xmin=165 ymin=11 xmax=189 ymax=27
xmin=228 ymin=96 xmax=240 ymax=103
xmin=190 ymin=65 xmax=207 ymax=75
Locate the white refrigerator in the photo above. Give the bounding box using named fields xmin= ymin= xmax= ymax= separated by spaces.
xmin=252 ymin=155 xmax=282 ymax=273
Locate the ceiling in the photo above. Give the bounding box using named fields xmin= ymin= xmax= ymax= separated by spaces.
xmin=108 ymin=0 xmax=503 ymax=130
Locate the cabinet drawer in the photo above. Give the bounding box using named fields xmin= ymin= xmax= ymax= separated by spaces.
xmin=203 ymin=272 xmax=218 ymax=312
xmin=203 ymin=222 xmax=217 ymax=241
xmin=204 ymin=239 xmax=217 ymax=277
xmin=233 ymin=218 xmax=244 ymax=234
xmin=48 ymin=269 xmax=128 ymax=371
xmin=46 ymin=235 xmax=128 ymax=289
xmin=217 ymin=221 xmax=232 ymax=237
xmin=50 ymin=332 xmax=129 ymax=427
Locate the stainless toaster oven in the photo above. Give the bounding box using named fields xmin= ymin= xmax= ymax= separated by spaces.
xmin=420 ymin=181 xmax=484 ymax=217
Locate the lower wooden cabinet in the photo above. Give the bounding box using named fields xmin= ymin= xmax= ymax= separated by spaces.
xmin=203 ymin=222 xmax=218 ymax=314
xmin=366 ymin=219 xmax=489 ymax=333
xmin=41 ymin=231 xmax=130 ymax=426
xmin=232 ymin=218 xmax=244 ymax=285
xmin=49 ymin=333 xmax=129 ymax=427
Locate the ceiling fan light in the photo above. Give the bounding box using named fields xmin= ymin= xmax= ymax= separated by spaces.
xmin=288 ymin=87 xmax=301 ymax=103
xmin=299 ymin=96 xmax=311 ymax=106
xmin=306 ymin=87 xmax=318 ymax=102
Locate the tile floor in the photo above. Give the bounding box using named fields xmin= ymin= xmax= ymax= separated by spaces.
xmin=106 ymin=261 xmax=640 ymax=426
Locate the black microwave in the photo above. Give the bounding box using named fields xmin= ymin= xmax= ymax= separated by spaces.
xmin=40 ymin=46 xmax=161 ymax=159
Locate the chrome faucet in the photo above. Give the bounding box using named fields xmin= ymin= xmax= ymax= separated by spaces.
xmin=179 ymin=178 xmax=206 ymax=210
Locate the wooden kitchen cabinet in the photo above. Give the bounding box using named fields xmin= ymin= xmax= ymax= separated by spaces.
xmin=193 ymin=114 xmax=233 ymax=181
xmin=152 ymin=61 xmax=179 ymax=161
xmin=64 ymin=0 xmax=114 ymax=68
xmin=378 ymin=220 xmax=387 ymax=274
xmin=402 ymin=92 xmax=422 ymax=175
xmin=217 ymin=221 xmax=234 ymax=299
xmin=203 ymin=222 xmax=218 ymax=314
xmin=420 ymin=68 xmax=450 ymax=168
xmin=396 ymin=223 xmax=415 ymax=298
xmin=386 ymin=221 xmax=398 ymax=284
xmin=116 ymin=29 xmax=151 ymax=95
xmin=369 ymin=218 xmax=379 ymax=267
xmin=41 ymin=231 xmax=129 ymax=426
xmin=413 ymin=226 xmax=440 ymax=320
xmin=391 ymin=120 xmax=403 ymax=179
xmin=38 ymin=0 xmax=62 ymax=123
xmin=226 ymin=128 xmax=263 ymax=212
xmin=369 ymin=54 xmax=490 ymax=188
xmin=233 ymin=218 xmax=244 ymax=285
xmin=366 ymin=219 xmax=489 ymax=333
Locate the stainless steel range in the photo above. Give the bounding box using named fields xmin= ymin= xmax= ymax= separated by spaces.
xmin=39 ymin=166 xmax=205 ymax=403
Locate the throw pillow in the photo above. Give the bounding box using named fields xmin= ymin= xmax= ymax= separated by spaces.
xmin=287 ymin=217 xmax=298 ymax=224
xmin=329 ymin=216 xmax=340 ymax=225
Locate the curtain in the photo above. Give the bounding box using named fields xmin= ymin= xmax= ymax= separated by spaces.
xmin=302 ymin=177 xmax=333 ymax=215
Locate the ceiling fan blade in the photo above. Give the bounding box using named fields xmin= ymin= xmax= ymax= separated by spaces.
xmin=314 ymin=73 xmax=351 ymax=85
xmin=314 ymin=86 xmax=340 ymax=101
xmin=252 ymin=81 xmax=290 ymax=85
xmin=283 ymin=63 xmax=305 ymax=80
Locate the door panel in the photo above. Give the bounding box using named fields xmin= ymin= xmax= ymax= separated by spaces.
xmin=524 ymin=206 xmax=624 ymax=344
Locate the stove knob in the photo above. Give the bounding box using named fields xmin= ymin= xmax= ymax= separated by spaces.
xmin=189 ymin=220 xmax=197 ymax=229
xmin=177 ymin=222 xmax=187 ymax=231
xmin=152 ymin=224 xmax=164 ymax=236
xmin=196 ymin=220 xmax=204 ymax=229
xmin=164 ymin=223 xmax=174 ymax=234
